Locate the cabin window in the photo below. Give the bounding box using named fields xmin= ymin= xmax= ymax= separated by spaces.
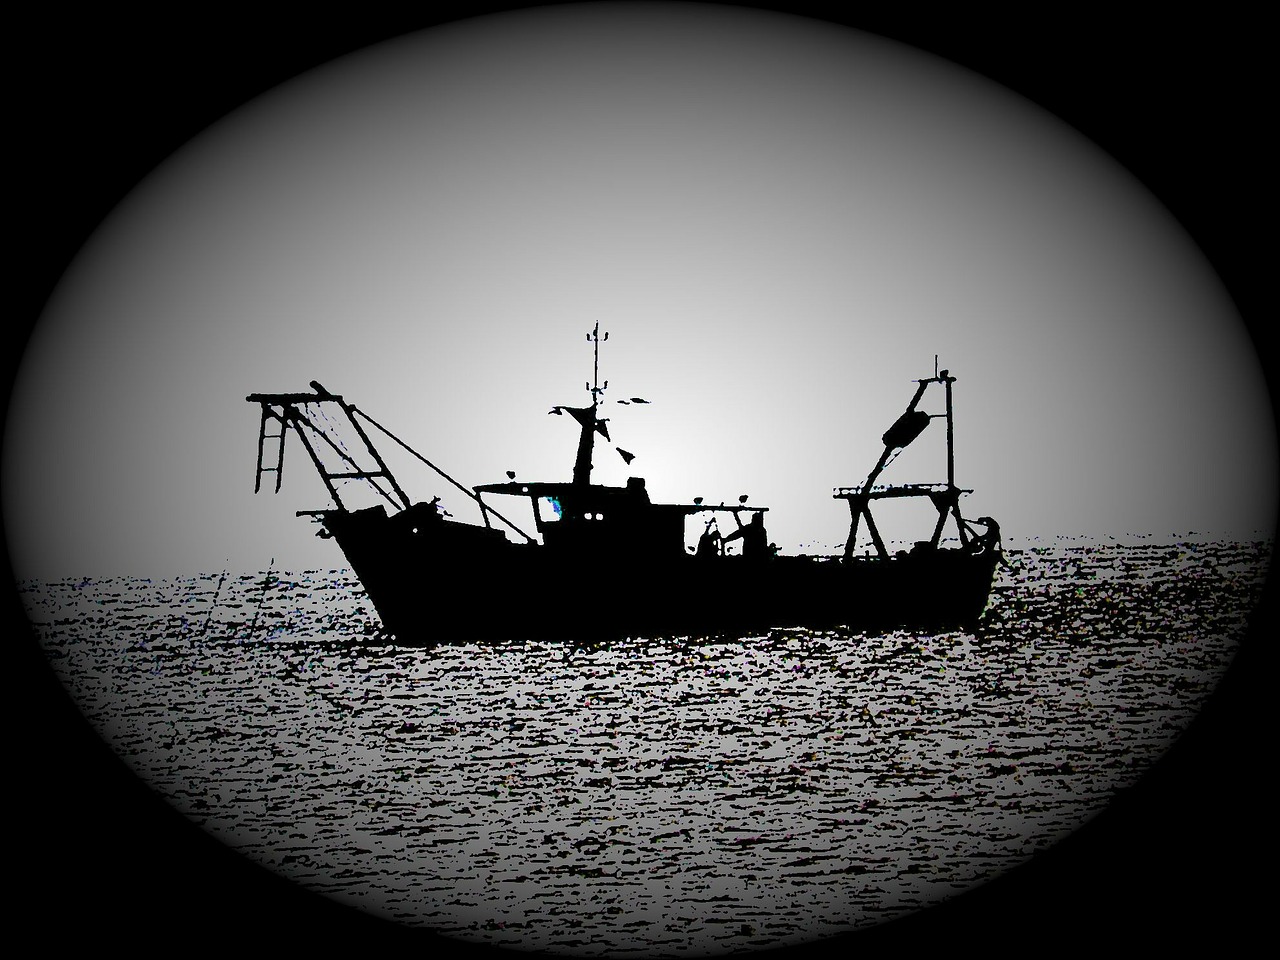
xmin=542 ymin=497 xmax=562 ymax=522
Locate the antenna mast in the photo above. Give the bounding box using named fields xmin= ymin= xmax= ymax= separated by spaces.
xmin=587 ymin=321 xmax=609 ymax=404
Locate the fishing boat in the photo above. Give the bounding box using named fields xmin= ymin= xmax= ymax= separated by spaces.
xmin=247 ymin=326 xmax=1002 ymax=643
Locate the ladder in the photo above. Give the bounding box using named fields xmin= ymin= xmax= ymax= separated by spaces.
xmin=247 ymin=383 xmax=411 ymax=512
xmin=253 ymin=405 xmax=288 ymax=493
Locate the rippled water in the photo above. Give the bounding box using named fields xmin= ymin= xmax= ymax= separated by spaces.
xmin=22 ymin=538 xmax=1270 ymax=956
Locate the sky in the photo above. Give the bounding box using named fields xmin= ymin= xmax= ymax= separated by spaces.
xmin=4 ymin=2 xmax=1276 ymax=579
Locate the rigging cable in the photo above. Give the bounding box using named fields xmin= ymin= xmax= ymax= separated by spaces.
xmin=352 ymin=407 xmax=536 ymax=543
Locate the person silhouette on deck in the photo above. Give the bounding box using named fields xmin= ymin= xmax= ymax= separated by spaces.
xmin=696 ymin=519 xmax=722 ymax=559
xmin=728 ymin=512 xmax=770 ymax=559
xmin=968 ymin=516 xmax=1001 ymax=553
xmin=745 ymin=513 xmax=770 ymax=559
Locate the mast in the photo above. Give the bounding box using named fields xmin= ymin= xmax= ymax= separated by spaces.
xmin=940 ymin=367 xmax=966 ymax=546
xmin=589 ymin=320 xmax=608 ymax=406
xmin=942 ymin=368 xmax=955 ymax=489
xmin=571 ymin=322 xmax=608 ymax=486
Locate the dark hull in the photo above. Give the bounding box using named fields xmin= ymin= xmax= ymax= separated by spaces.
xmin=321 ymin=507 xmax=1001 ymax=645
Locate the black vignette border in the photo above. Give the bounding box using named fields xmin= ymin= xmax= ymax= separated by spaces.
xmin=9 ymin=4 xmax=1271 ymax=953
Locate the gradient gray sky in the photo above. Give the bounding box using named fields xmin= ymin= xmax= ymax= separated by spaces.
xmin=4 ymin=2 xmax=1275 ymax=578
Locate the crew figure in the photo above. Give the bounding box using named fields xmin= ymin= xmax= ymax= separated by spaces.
xmin=742 ymin=512 xmax=768 ymax=559
xmin=967 ymin=516 xmax=1001 ymax=553
xmin=696 ymin=519 xmax=722 ymax=558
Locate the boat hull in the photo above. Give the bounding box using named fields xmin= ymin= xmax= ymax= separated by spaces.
xmin=320 ymin=507 xmax=1001 ymax=645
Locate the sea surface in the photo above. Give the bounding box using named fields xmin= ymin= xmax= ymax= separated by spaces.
xmin=21 ymin=538 xmax=1271 ymax=956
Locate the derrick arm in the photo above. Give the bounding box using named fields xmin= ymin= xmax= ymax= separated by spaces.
xmin=862 ymin=380 xmax=929 ymax=491
xmin=247 ymin=385 xmax=410 ymax=512
xmin=246 ymin=383 xmax=536 ymax=543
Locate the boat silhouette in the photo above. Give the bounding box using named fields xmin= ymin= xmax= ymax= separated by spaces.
xmin=248 ymin=325 xmax=1002 ymax=643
